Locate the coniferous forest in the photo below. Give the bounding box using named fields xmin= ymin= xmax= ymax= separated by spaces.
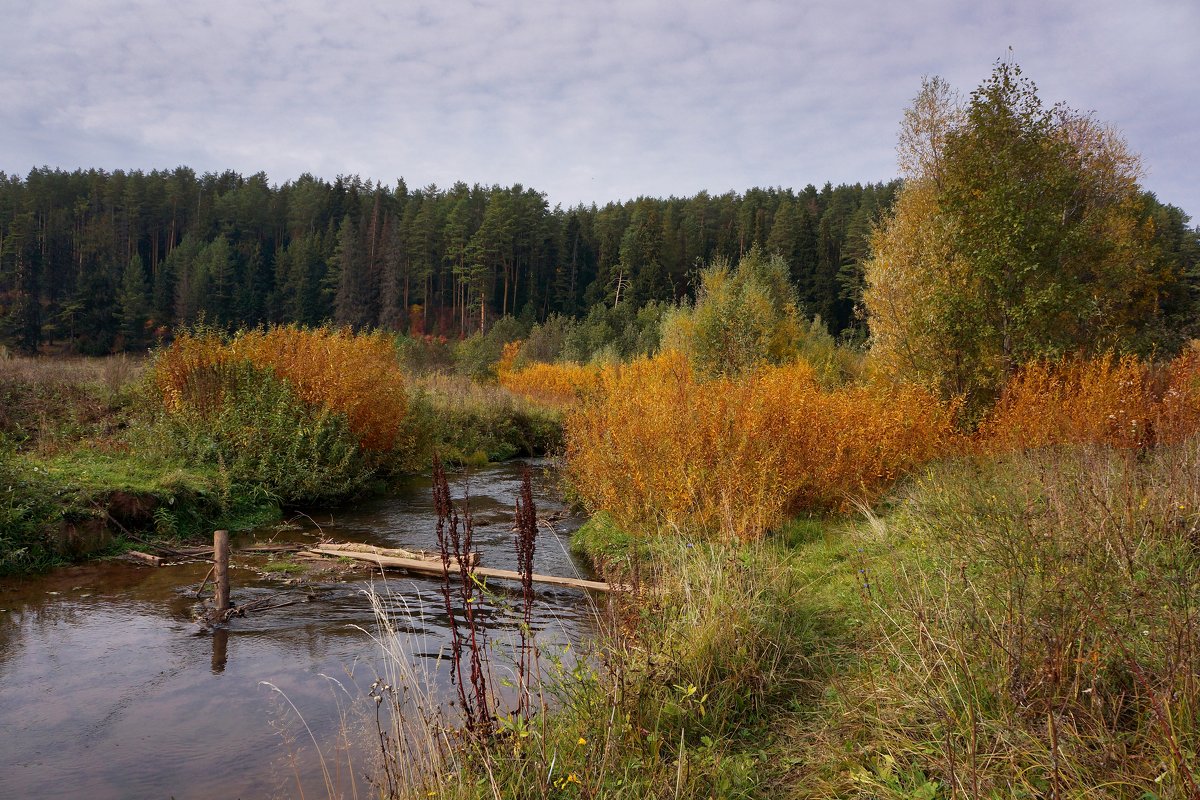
xmin=3 ymin=168 xmax=1195 ymax=357
xmin=0 ymin=169 xmax=920 ymax=353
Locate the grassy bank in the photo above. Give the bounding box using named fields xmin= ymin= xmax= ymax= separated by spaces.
xmin=786 ymin=442 xmax=1200 ymax=799
xmin=385 ymin=438 xmax=1200 ymax=799
xmin=0 ymin=344 xmax=566 ymax=575
xmin=0 ymin=446 xmax=279 ymax=574
xmin=406 ymin=372 xmax=563 ymax=466
xmin=0 ymin=354 xmax=272 ymax=573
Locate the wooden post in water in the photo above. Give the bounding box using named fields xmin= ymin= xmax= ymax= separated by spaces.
xmin=213 ymin=530 xmax=230 ymax=616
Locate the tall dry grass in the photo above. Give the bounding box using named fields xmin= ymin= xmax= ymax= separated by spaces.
xmin=0 ymin=354 xmax=144 ymax=453
xmin=565 ymin=350 xmax=956 ymax=541
xmin=801 ymin=443 xmax=1200 ymax=799
xmin=399 ymin=537 xmax=820 ymax=799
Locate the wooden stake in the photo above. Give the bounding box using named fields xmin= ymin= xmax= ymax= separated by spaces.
xmin=214 ymin=530 xmax=230 ymax=615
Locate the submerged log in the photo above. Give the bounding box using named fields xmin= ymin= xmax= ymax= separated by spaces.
xmin=305 ymin=546 xmax=618 ymax=593
xmin=239 ymin=543 xmax=305 ymax=554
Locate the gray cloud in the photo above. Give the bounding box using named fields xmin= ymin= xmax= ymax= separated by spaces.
xmin=0 ymin=0 xmax=1195 ymax=218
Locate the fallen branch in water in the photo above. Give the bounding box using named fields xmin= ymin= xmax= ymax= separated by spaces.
xmin=123 ymin=550 xmax=164 ymax=566
xmin=306 ymin=546 xmax=622 ymax=592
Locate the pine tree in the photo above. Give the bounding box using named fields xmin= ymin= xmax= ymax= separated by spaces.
xmin=116 ymin=252 xmax=150 ymax=347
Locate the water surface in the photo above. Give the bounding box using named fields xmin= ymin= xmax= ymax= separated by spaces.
xmin=0 ymin=460 xmax=597 ymax=799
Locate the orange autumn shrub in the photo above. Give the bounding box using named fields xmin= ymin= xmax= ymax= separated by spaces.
xmin=565 ymin=350 xmax=955 ymax=541
xmin=152 ymin=328 xmax=238 ymax=417
xmin=154 ymin=325 xmax=409 ymax=452
xmin=1156 ymin=344 xmax=1200 ymax=445
xmin=499 ymin=360 xmax=602 ymax=407
xmin=978 ymin=347 xmax=1200 ymax=452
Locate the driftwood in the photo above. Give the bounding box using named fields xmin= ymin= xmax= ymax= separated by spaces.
xmin=306 ymin=546 xmax=618 ymax=593
xmin=124 ymin=550 xmax=164 ymax=566
xmin=314 ymin=540 xmax=478 ymax=567
xmin=239 ymin=543 xmax=305 ymax=554
xmin=195 ymin=564 xmax=216 ymax=597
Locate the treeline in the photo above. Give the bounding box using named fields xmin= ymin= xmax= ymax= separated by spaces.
xmin=0 ymin=167 xmax=1195 ymax=356
xmin=0 ymin=167 xmax=904 ymax=353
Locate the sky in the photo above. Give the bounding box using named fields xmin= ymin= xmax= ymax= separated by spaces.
xmin=1 ymin=0 xmax=1197 ymax=220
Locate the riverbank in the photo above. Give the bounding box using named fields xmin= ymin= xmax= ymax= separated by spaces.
xmin=0 ymin=354 xmax=564 ymax=575
xmin=412 ymin=440 xmax=1200 ymax=799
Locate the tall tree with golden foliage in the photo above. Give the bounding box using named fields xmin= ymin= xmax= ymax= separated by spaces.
xmin=864 ymin=61 xmax=1176 ymax=412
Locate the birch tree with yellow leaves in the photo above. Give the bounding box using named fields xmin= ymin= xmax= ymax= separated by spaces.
xmin=864 ymin=61 xmax=1176 ymax=413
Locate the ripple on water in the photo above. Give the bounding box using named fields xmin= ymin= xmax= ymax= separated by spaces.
xmin=0 ymin=459 xmax=599 ymax=800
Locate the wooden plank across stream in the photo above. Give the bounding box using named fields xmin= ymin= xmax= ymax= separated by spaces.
xmin=306 ymin=546 xmax=618 ymax=593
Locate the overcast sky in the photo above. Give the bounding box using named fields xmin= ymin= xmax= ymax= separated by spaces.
xmin=2 ymin=0 xmax=1196 ymax=219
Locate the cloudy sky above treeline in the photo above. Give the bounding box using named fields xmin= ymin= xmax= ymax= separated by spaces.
xmin=2 ymin=0 xmax=1196 ymax=218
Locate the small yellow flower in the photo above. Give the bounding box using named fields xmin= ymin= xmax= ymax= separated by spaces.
xmin=567 ymin=773 xmax=580 ymax=784
xmin=577 ymin=736 xmax=587 ymax=746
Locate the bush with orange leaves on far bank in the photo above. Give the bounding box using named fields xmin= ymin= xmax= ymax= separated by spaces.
xmin=154 ymin=325 xmax=410 ymax=453
xmin=565 ymin=350 xmax=956 ymax=541
xmin=500 ymin=361 xmax=602 ymax=408
xmin=978 ymin=347 xmax=1200 ymax=452
xmin=496 ymin=339 xmax=602 ymax=408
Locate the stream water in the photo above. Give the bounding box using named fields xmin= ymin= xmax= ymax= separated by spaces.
xmin=0 ymin=460 xmax=598 ymax=799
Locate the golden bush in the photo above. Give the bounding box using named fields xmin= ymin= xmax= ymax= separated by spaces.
xmin=565 ymin=351 xmax=955 ymax=540
xmin=1156 ymin=344 xmax=1200 ymax=446
xmin=978 ymin=354 xmax=1155 ymax=450
xmin=499 ymin=360 xmax=602 ymax=408
xmin=977 ymin=346 xmax=1200 ymax=452
xmin=154 ymin=325 xmax=409 ymax=452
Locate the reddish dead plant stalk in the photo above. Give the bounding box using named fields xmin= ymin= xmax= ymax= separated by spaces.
xmin=513 ymin=466 xmax=538 ymax=717
xmin=432 ymin=454 xmax=492 ymax=736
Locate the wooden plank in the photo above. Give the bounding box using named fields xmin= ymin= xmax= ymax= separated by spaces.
xmin=306 ymin=547 xmax=618 ymax=593
xmin=315 ymin=541 xmax=479 ymax=567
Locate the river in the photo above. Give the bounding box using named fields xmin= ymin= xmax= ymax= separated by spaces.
xmin=0 ymin=459 xmax=598 ymax=799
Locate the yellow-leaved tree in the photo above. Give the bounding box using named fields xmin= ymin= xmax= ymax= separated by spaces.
xmin=864 ymin=62 xmax=1174 ymax=414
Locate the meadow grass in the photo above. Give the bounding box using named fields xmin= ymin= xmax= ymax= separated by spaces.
xmin=394 ymin=438 xmax=1200 ymax=798
xmin=781 ymin=442 xmax=1200 ymax=799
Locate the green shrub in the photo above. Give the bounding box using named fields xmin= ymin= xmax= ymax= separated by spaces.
xmin=515 ymin=313 xmax=576 ymax=366
xmin=453 ymin=316 xmax=528 ymax=381
xmin=0 ymin=444 xmax=63 ymax=573
xmin=404 ymin=376 xmax=562 ymax=465
xmin=155 ymin=360 xmax=374 ymax=504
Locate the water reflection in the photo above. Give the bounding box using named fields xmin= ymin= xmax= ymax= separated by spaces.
xmin=211 ymin=626 xmax=229 ymax=673
xmin=0 ymin=459 xmax=597 ymax=800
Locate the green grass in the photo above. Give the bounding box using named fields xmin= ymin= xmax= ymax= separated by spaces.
xmin=0 ymin=446 xmax=281 ymax=573
xmin=261 ymin=556 xmax=306 ymax=575
xmin=779 ymin=445 xmax=1200 ymax=800
xmin=389 ymin=441 xmax=1200 ymax=799
xmin=378 ymin=518 xmax=844 ymax=799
